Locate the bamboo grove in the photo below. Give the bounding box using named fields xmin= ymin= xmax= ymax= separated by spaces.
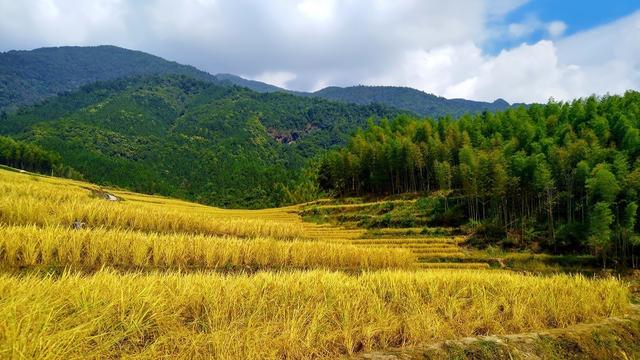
xmin=0 ymin=135 xmax=80 ymax=178
xmin=318 ymin=92 xmax=640 ymax=267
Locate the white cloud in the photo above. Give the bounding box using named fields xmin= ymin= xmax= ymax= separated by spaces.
xmin=505 ymin=15 xmax=541 ymax=39
xmin=297 ymin=0 xmax=335 ymax=22
xmin=364 ymin=43 xmax=485 ymax=98
xmin=504 ymin=16 xmax=567 ymax=40
xmin=363 ymin=11 xmax=640 ymax=103
xmin=547 ymin=21 xmax=567 ymax=37
xmin=485 ymin=0 xmax=529 ymax=18
xmin=507 ymin=22 xmax=533 ymax=38
xmin=250 ymin=71 xmax=297 ymax=88
xmin=0 ymin=0 xmax=638 ymax=103
xmin=463 ymin=40 xmax=572 ymax=103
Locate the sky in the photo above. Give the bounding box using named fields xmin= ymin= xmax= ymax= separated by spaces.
xmin=0 ymin=0 xmax=639 ymax=103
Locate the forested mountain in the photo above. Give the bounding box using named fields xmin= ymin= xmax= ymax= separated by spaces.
xmin=311 ymin=85 xmax=512 ymax=118
xmin=0 ymin=75 xmax=399 ymax=208
xmin=318 ymin=92 xmax=640 ymax=266
xmin=2 ymin=46 xmax=515 ymax=118
xmin=215 ymin=73 xmax=289 ymax=93
xmin=211 ymin=77 xmax=512 ymax=118
xmin=0 ymin=45 xmax=224 ymax=112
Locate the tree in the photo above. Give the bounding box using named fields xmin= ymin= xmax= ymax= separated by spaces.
xmin=589 ymin=202 xmax=614 ymax=268
xmin=533 ymin=158 xmax=556 ymax=249
xmin=586 ymin=164 xmax=620 ymax=204
xmin=621 ymin=202 xmax=639 ymax=268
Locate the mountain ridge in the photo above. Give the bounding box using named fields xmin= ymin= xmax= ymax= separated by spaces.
xmin=1 ymin=45 xmax=514 ymax=117
xmin=0 ymin=45 xmax=221 ymax=111
xmin=308 ymin=85 xmax=511 ymax=117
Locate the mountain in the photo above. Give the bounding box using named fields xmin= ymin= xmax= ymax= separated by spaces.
xmin=310 ymin=85 xmax=511 ymax=118
xmin=0 ymin=75 xmax=400 ymax=208
xmin=0 ymin=45 xmax=516 ymax=208
xmin=215 ymin=73 xmax=288 ymax=93
xmin=0 ymin=45 xmax=224 ymax=112
xmin=1 ymin=46 xmax=513 ymax=118
xmin=212 ymin=78 xmax=513 ymax=118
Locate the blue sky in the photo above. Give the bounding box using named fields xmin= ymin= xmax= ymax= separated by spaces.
xmin=513 ymin=0 xmax=639 ymax=34
xmin=487 ymin=0 xmax=640 ymax=53
xmin=1 ymin=0 xmax=639 ymax=103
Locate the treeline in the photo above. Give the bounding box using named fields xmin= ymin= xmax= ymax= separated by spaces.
xmin=318 ymin=92 xmax=640 ymax=267
xmin=0 ymin=136 xmax=81 ymax=178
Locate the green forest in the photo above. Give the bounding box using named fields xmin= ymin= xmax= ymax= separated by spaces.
xmin=312 ymin=85 xmax=511 ymax=118
xmin=318 ymin=92 xmax=640 ymax=267
xmin=0 ymin=135 xmax=80 ymax=178
xmin=0 ymin=75 xmax=399 ymax=208
xmin=0 ymin=45 xmax=218 ymax=112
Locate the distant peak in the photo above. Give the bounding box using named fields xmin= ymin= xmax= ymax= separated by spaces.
xmin=492 ymin=98 xmax=510 ymax=106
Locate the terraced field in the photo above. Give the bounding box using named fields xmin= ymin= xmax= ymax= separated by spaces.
xmin=0 ymin=169 xmax=634 ymax=359
xmin=298 ymin=201 xmax=493 ymax=270
xmin=297 ymin=200 xmax=608 ymax=273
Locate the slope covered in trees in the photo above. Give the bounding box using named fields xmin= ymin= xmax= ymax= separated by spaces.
xmin=215 ymin=73 xmax=290 ymax=93
xmin=318 ymin=92 xmax=640 ymax=266
xmin=0 ymin=45 xmax=223 ymax=112
xmin=0 ymin=75 xmax=399 ymax=208
xmin=311 ymin=85 xmax=512 ymax=117
xmin=0 ymin=135 xmax=79 ymax=178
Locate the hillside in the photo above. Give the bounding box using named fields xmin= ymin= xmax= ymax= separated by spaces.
xmin=311 ymin=85 xmax=511 ymax=118
xmin=215 ymin=73 xmax=290 ymax=93
xmin=0 ymin=45 xmax=224 ymax=111
xmin=317 ymin=92 xmax=640 ymax=268
xmin=0 ymin=75 xmax=400 ymax=208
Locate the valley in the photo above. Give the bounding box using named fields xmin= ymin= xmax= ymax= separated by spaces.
xmin=0 ymin=31 xmax=639 ymax=358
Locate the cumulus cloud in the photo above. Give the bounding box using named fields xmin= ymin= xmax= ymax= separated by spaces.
xmin=477 ymin=13 xmax=639 ymax=102
xmin=547 ymin=21 xmax=567 ymax=37
xmin=0 ymin=0 xmax=638 ymax=103
xmin=365 ymin=11 xmax=640 ymax=103
xmin=504 ymin=16 xmax=567 ymax=40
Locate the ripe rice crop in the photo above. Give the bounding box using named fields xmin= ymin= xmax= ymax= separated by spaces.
xmin=370 ymin=244 xmax=461 ymax=249
xmin=352 ymin=238 xmax=464 ymax=245
xmin=417 ymin=262 xmax=490 ymax=269
xmin=409 ymin=252 xmax=466 ymax=259
xmin=407 ymin=247 xmax=463 ymax=253
xmin=0 ymin=270 xmax=628 ymax=359
xmin=0 ymin=171 xmax=304 ymax=239
xmin=0 ymin=169 xmax=634 ymax=359
xmin=0 ymin=225 xmax=415 ymax=271
xmin=353 ymin=237 xmax=466 ymax=245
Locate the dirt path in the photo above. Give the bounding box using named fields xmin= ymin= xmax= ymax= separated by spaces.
xmin=358 ymin=304 xmax=640 ymax=360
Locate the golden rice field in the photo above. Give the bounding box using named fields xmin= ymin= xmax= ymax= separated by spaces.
xmin=417 ymin=262 xmax=491 ymax=269
xmin=0 ymin=170 xmax=304 ymax=240
xmin=0 ymin=225 xmax=414 ymax=271
xmin=0 ymin=168 xmax=634 ymax=359
xmin=0 ymin=270 xmax=628 ymax=359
